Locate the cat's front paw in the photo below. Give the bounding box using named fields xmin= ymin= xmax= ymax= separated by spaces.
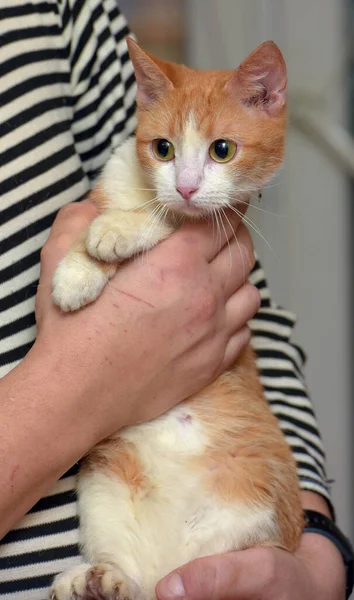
xmin=86 ymin=214 xmax=142 ymax=263
xmin=52 ymin=253 xmax=115 ymax=312
xmin=50 ymin=563 xmax=143 ymax=600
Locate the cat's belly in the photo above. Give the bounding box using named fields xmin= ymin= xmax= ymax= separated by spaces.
xmin=77 ymin=404 xmax=276 ymax=596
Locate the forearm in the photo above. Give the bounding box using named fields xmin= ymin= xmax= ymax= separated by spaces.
xmin=300 ymin=490 xmax=331 ymax=517
xmin=298 ymin=491 xmax=346 ymax=598
xmin=0 ymin=339 xmax=106 ymax=539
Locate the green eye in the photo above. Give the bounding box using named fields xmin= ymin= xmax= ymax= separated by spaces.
xmin=152 ymin=139 xmax=175 ymax=161
xmin=209 ymin=139 xmax=237 ymax=163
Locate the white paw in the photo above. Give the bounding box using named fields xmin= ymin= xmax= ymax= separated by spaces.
xmin=49 ymin=563 xmax=143 ymax=600
xmin=86 ymin=214 xmax=140 ymax=262
xmin=52 ymin=254 xmax=113 ymax=312
xmin=49 ymin=564 xmax=89 ymax=599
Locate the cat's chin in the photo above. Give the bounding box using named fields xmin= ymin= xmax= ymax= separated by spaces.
xmin=169 ymin=204 xmax=212 ymax=220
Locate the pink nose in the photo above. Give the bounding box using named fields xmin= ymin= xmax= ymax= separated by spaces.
xmin=176 ymin=185 xmax=198 ymax=202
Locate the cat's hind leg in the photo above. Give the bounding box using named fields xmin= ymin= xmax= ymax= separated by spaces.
xmin=49 ymin=563 xmax=143 ymax=600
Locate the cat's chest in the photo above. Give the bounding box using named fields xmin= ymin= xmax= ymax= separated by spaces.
xmin=121 ymin=404 xmax=208 ymax=457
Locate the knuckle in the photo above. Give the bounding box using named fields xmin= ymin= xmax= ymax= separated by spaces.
xmin=57 ymin=202 xmax=80 ymax=219
xmin=40 ymin=241 xmax=49 ymax=261
xmin=237 ymin=226 xmax=256 ymax=270
xmin=40 ymin=233 xmax=71 ymax=263
xmin=168 ymin=248 xmax=199 ymax=278
xmin=246 ymin=283 xmax=261 ymax=311
xmin=192 ymin=288 xmax=218 ymax=324
xmin=170 ymin=232 xmax=203 ymax=266
xmin=241 ymin=324 xmax=252 ymax=344
xmin=242 ymin=243 xmax=256 ymax=272
xmin=40 ymin=239 xmax=53 ymax=263
xmin=258 ymin=549 xmax=278 ymax=586
xmin=55 ymin=202 xmax=97 ymax=229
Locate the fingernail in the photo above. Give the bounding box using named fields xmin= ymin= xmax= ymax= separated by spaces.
xmin=158 ymin=573 xmax=185 ymax=599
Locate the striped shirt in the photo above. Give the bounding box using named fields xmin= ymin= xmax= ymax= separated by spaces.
xmin=0 ymin=1 xmax=331 ymax=597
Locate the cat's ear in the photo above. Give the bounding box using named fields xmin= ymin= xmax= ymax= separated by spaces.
xmin=127 ymin=38 xmax=174 ymax=107
xmin=226 ymin=42 xmax=287 ymax=115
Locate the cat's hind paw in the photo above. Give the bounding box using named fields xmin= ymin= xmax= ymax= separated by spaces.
xmin=49 ymin=564 xmax=90 ymax=600
xmin=52 ymin=253 xmax=115 ymax=312
xmin=49 ymin=563 xmax=143 ymax=600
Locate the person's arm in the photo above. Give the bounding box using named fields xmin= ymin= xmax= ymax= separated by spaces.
xmin=0 ymin=202 xmax=259 ymax=540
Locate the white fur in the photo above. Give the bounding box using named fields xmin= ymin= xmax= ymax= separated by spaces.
xmin=50 ymin=404 xmax=276 ymax=600
xmin=52 ymin=138 xmax=172 ymax=311
xmin=102 ymin=137 xmax=156 ymax=211
xmin=50 ymin=135 xmax=277 ymax=599
xmin=152 ymin=112 xmax=252 ymax=214
xmin=52 ymin=251 xmax=114 ymax=312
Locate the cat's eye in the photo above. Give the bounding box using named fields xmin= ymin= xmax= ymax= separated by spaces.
xmin=152 ymin=139 xmax=175 ymax=161
xmin=209 ymin=139 xmax=237 ymax=163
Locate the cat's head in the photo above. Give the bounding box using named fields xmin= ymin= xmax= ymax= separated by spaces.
xmin=128 ymin=38 xmax=287 ymax=218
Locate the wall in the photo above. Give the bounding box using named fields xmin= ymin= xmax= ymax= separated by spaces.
xmin=186 ymin=0 xmax=353 ymax=539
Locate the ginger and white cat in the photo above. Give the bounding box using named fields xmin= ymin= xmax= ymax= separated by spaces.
xmin=50 ymin=39 xmax=303 ymax=600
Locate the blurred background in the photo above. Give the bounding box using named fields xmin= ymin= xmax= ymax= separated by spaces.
xmin=119 ymin=0 xmax=353 ymax=544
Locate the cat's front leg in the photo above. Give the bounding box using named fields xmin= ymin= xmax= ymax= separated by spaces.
xmin=49 ymin=563 xmax=143 ymax=600
xmin=86 ymin=208 xmax=173 ymax=263
xmin=52 ymin=233 xmax=117 ymax=312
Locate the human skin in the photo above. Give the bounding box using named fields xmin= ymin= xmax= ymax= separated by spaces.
xmin=0 ymin=201 xmax=259 ymax=539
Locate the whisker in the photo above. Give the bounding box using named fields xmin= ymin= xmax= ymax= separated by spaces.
xmin=113 ymin=187 xmax=157 ymax=191
xmin=142 ymin=203 xmax=168 ymax=269
xmin=234 ymin=198 xmax=285 ymax=217
xmin=124 ymin=197 xmax=160 ymax=213
xmin=226 ymin=203 xmax=263 ymax=236
xmin=214 ymin=208 xmax=222 ymax=253
xmin=211 ymin=207 xmax=216 ymax=246
xmin=219 ymin=209 xmax=233 ymax=279
xmin=226 ymin=204 xmax=278 ymax=259
xmin=220 ymin=207 xmax=246 ymax=284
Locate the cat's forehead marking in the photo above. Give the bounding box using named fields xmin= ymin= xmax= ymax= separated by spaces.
xmin=184 ymin=112 xmax=199 ymax=146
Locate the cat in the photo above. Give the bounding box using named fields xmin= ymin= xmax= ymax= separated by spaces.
xmin=49 ymin=39 xmax=303 ymax=600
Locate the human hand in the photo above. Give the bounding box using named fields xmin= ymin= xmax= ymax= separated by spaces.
xmin=35 ymin=199 xmax=260 ymax=441
xmin=156 ymin=533 xmax=346 ymax=600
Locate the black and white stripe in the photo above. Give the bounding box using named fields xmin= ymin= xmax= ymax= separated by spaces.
xmin=249 ymin=261 xmax=330 ymax=499
xmin=0 ymin=1 xmax=330 ymax=596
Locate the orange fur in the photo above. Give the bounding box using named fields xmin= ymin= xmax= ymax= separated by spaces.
xmin=187 ymin=346 xmax=303 ymax=552
xmin=83 ymin=345 xmax=302 ymax=553
xmin=88 ymin=185 xmax=111 ymax=213
xmin=128 ymin=39 xmax=287 ymax=192
xmin=83 ymin=438 xmax=147 ymax=496
xmin=82 ymin=41 xmax=302 ymax=551
xmin=51 ymin=41 xmax=303 ymax=600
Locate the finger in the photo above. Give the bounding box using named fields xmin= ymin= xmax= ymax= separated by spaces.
xmin=49 ymin=200 xmax=98 ymax=240
xmin=174 ymin=201 xmax=249 ymax=263
xmin=225 ymin=283 xmax=261 ymax=335
xmin=156 ymin=549 xmax=277 ymax=600
xmin=221 ymin=326 xmax=251 ymax=372
xmin=156 ymin=552 xmax=248 ymax=600
xmin=211 ymin=223 xmax=255 ymax=299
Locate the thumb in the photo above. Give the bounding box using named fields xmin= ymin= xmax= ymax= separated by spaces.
xmin=156 ymin=553 xmax=245 ymax=600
